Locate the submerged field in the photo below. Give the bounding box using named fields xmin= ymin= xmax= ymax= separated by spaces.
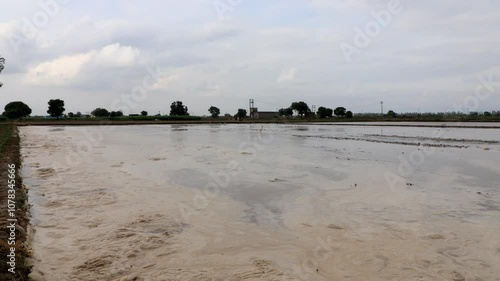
xmin=21 ymin=124 xmax=500 ymax=281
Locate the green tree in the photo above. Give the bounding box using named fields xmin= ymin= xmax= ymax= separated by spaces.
xmin=67 ymin=112 xmax=74 ymax=117
xmin=235 ymin=109 xmax=247 ymax=118
xmin=47 ymin=99 xmax=65 ymax=119
xmin=3 ymin=101 xmax=32 ymax=119
xmin=387 ymin=110 xmax=397 ymax=118
xmin=484 ymin=111 xmax=491 ymax=117
xmin=141 ymin=110 xmax=148 ymax=116
xmin=75 ymin=111 xmax=82 ymax=118
xmin=345 ymin=111 xmax=353 ymax=118
xmin=291 ymin=101 xmax=310 ymax=117
xmin=334 ymin=107 xmax=346 ymax=117
xmin=170 ymin=101 xmax=189 ymax=116
xmin=91 ymin=108 xmax=110 ymax=117
xmin=317 ymin=106 xmax=333 ymax=118
xmin=208 ymin=106 xmax=220 ymax=118
xmin=279 ymin=107 xmax=294 ymax=117
xmin=0 ymin=55 xmax=5 ymax=88
xmin=110 ymin=111 xmax=118 ymax=117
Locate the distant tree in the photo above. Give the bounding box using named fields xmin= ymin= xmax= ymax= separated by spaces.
xmin=469 ymin=111 xmax=479 ymax=117
xmin=326 ymin=108 xmax=333 ymax=118
xmin=47 ymin=99 xmax=65 ymax=119
xmin=484 ymin=111 xmax=492 ymax=117
xmin=116 ymin=111 xmax=123 ymax=117
xmin=110 ymin=111 xmax=118 ymax=117
xmin=91 ymin=108 xmax=110 ymax=117
xmin=317 ymin=106 xmax=333 ymax=118
xmin=141 ymin=110 xmax=148 ymax=116
xmin=170 ymin=101 xmax=189 ymax=116
xmin=291 ymin=101 xmax=310 ymax=117
xmin=67 ymin=112 xmax=74 ymax=118
xmin=224 ymin=113 xmax=232 ymax=118
xmin=279 ymin=107 xmax=294 ymax=117
xmin=3 ymin=101 xmax=32 ymax=119
xmin=235 ymin=109 xmax=247 ymax=118
xmin=345 ymin=111 xmax=353 ymax=118
xmin=0 ymin=55 xmax=5 ymax=88
xmin=75 ymin=111 xmax=82 ymax=118
xmin=387 ymin=110 xmax=397 ymax=118
xmin=208 ymin=106 xmax=220 ymax=118
xmin=334 ymin=107 xmax=346 ymax=117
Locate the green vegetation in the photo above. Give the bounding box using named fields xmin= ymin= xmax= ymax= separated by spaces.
xmin=208 ymin=106 xmax=220 ymax=118
xmin=0 ymin=124 xmax=31 ymax=280
xmin=317 ymin=107 xmax=333 ymax=118
xmin=1 ymin=97 xmax=499 ymax=123
xmin=279 ymin=107 xmax=293 ymax=117
xmin=170 ymin=101 xmax=189 ymax=116
xmin=291 ymin=101 xmax=310 ymax=117
xmin=235 ymin=108 xmax=247 ymax=118
xmin=47 ymin=99 xmax=65 ymax=119
xmin=2 ymin=102 xmax=32 ymax=119
xmin=91 ymin=108 xmax=110 ymax=117
xmin=334 ymin=107 xmax=347 ymax=117
xmin=0 ymin=123 xmax=13 ymax=155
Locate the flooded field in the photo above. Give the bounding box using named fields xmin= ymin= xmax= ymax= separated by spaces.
xmin=20 ymin=124 xmax=500 ymax=281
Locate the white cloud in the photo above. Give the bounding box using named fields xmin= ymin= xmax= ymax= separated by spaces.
xmin=276 ymin=68 xmax=297 ymax=83
xmin=26 ymin=53 xmax=92 ymax=86
xmin=196 ymin=22 xmax=240 ymax=41
xmin=2 ymin=0 xmax=500 ymax=116
xmin=25 ymin=43 xmax=140 ymax=86
xmin=94 ymin=43 xmax=140 ymax=68
xmin=153 ymin=74 xmax=180 ymax=89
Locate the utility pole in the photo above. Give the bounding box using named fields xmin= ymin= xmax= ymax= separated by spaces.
xmin=249 ymin=99 xmax=255 ymax=118
xmin=381 ymin=101 xmax=384 ymax=116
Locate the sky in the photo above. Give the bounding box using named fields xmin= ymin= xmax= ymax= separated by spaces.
xmin=0 ymin=0 xmax=499 ymax=116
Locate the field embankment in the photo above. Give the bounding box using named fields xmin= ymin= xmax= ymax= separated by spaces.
xmin=0 ymin=123 xmax=30 ymax=280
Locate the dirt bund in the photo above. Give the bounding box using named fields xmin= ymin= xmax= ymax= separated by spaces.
xmin=0 ymin=124 xmax=30 ymax=281
xmin=14 ymin=120 xmax=500 ymax=129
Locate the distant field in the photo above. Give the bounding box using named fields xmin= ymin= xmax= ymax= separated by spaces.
xmin=10 ymin=114 xmax=500 ymax=126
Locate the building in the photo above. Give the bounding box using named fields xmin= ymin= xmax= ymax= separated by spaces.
xmin=249 ymin=108 xmax=279 ymax=119
xmin=256 ymin=111 xmax=279 ymax=119
xmin=249 ymin=99 xmax=279 ymax=119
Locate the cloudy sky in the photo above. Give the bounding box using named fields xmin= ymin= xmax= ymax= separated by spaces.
xmin=1 ymin=0 xmax=499 ymax=116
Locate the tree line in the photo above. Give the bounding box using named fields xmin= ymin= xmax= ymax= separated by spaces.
xmin=1 ymin=100 xmax=192 ymax=120
xmin=278 ymin=101 xmax=353 ymax=119
xmin=3 ymin=94 xmax=500 ymax=122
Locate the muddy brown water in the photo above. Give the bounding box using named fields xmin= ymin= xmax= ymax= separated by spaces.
xmin=20 ymin=124 xmax=500 ymax=280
